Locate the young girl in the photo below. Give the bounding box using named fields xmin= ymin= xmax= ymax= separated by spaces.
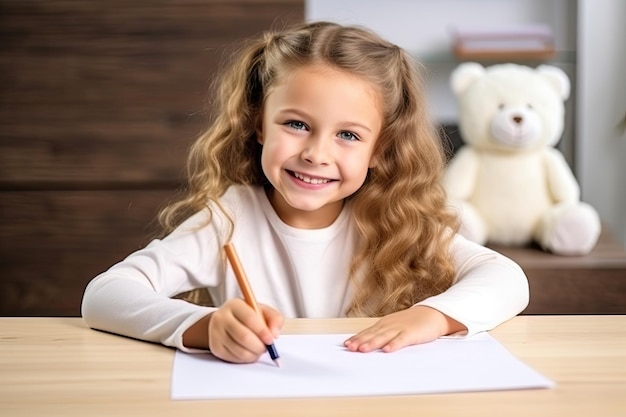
xmin=82 ymin=21 xmax=529 ymax=364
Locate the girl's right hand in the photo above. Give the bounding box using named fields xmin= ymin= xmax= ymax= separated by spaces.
xmin=207 ymin=298 xmax=283 ymax=363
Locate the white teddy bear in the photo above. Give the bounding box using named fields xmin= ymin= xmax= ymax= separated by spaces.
xmin=444 ymin=62 xmax=601 ymax=256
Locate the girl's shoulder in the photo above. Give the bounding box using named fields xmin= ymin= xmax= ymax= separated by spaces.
xmin=213 ymin=184 xmax=271 ymax=226
xmin=219 ymin=184 xmax=266 ymax=213
xmin=168 ymin=185 xmax=265 ymax=236
xmin=221 ymin=184 xmax=264 ymax=203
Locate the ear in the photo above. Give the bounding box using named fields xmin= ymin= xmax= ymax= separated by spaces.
xmin=368 ymin=155 xmax=378 ymax=169
xmin=255 ymin=116 xmax=264 ymax=145
xmin=537 ymin=65 xmax=570 ymax=100
xmin=450 ymin=62 xmax=485 ymax=96
xmin=367 ymin=143 xmax=380 ymax=168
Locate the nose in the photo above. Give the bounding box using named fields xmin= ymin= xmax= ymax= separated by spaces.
xmin=301 ymin=136 xmax=332 ymax=166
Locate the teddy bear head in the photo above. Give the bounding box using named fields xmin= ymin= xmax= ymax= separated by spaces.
xmin=450 ymin=62 xmax=570 ymax=153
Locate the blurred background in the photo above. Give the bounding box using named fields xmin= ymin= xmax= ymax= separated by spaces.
xmin=1 ymin=0 xmax=624 ymax=316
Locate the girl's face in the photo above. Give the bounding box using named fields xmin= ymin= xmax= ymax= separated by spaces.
xmin=257 ymin=65 xmax=382 ymax=229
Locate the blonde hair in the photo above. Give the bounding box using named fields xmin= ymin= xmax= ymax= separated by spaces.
xmin=159 ymin=21 xmax=459 ymax=317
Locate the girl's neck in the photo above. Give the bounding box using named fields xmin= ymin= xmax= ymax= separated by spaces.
xmin=264 ymin=186 xmax=345 ymax=229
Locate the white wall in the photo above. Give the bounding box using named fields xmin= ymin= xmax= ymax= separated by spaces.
xmin=306 ymin=0 xmax=576 ymax=54
xmin=306 ymin=1 xmax=575 ymax=115
xmin=577 ymin=0 xmax=626 ymax=246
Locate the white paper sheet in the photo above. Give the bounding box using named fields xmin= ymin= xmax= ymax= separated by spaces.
xmin=171 ymin=332 xmax=554 ymax=400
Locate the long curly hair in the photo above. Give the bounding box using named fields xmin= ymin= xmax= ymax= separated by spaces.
xmin=159 ymin=21 xmax=459 ymax=317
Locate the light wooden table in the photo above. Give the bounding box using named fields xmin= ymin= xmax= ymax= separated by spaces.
xmin=1 ymin=316 xmax=625 ymax=416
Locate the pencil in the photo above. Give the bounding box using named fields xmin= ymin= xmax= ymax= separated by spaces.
xmin=223 ymin=242 xmax=281 ymax=367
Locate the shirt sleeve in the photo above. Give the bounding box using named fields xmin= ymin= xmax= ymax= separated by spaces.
xmin=81 ymin=209 xmax=223 ymax=352
xmin=415 ymin=234 xmax=530 ymax=337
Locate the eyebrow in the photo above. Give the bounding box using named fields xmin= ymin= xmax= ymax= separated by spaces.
xmin=277 ymin=108 xmax=374 ymax=133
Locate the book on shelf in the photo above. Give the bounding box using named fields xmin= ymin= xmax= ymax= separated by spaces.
xmin=452 ymin=24 xmax=556 ymax=61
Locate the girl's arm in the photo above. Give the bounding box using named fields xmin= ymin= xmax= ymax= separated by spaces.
xmin=416 ymin=234 xmax=529 ymax=335
xmin=81 ymin=209 xmax=223 ymax=352
xmin=82 ymin=276 xmax=216 ymax=351
xmin=345 ymin=234 xmax=529 ymax=352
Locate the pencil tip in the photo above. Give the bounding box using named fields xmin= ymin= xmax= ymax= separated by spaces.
xmin=273 ymin=359 xmax=281 ymax=368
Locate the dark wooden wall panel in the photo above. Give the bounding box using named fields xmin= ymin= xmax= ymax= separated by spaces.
xmin=1 ymin=0 xmax=304 ymax=185
xmin=1 ymin=0 xmax=304 ymax=316
xmin=0 ymin=190 xmax=176 ymax=316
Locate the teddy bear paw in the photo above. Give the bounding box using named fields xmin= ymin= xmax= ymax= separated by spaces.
xmin=542 ymin=203 xmax=601 ymax=256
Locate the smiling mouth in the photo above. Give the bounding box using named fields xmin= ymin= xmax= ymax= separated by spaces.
xmin=288 ymin=170 xmax=335 ymax=185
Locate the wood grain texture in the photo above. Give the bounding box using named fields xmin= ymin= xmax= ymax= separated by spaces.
xmin=491 ymin=229 xmax=626 ymax=315
xmin=0 ymin=190 xmax=179 ymax=316
xmin=0 ymin=0 xmax=305 ymax=316
xmin=1 ymin=316 xmax=625 ymax=416
xmin=0 ymin=0 xmax=304 ymax=185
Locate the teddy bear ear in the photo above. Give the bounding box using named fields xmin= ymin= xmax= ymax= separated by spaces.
xmin=450 ymin=62 xmax=485 ymax=96
xmin=536 ymin=65 xmax=571 ymax=101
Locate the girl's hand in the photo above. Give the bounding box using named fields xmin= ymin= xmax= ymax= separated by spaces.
xmin=343 ymin=306 xmax=465 ymax=353
xmin=207 ymin=298 xmax=283 ymax=363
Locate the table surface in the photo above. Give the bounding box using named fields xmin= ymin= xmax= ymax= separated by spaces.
xmin=1 ymin=316 xmax=625 ymax=417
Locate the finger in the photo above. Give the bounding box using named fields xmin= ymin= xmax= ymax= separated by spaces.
xmin=231 ymin=301 xmax=276 ymax=346
xmin=229 ymin=308 xmax=272 ymax=350
xmin=378 ymin=331 xmax=412 ymax=353
xmin=344 ymin=321 xmax=387 ymax=345
xmin=345 ymin=326 xmax=401 ymax=353
xmin=214 ymin=332 xmax=260 ymax=364
xmin=209 ymin=301 xmax=266 ymax=363
xmin=223 ymin=324 xmax=267 ymax=359
xmin=214 ymin=313 xmax=266 ymax=361
xmin=260 ymin=304 xmax=284 ymax=338
xmin=219 ymin=342 xmax=263 ymax=364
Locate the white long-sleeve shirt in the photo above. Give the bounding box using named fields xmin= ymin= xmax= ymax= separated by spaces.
xmin=81 ymin=185 xmax=529 ymax=352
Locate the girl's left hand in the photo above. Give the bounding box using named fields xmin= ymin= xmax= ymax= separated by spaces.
xmin=343 ymin=306 xmax=465 ymax=353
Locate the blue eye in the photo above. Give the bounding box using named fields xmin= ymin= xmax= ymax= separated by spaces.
xmin=338 ymin=131 xmax=359 ymax=141
xmin=286 ymin=120 xmax=308 ymax=130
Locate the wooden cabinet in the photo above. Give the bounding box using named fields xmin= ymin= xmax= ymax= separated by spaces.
xmin=491 ymin=229 xmax=626 ymax=315
xmin=0 ymin=0 xmax=304 ymax=316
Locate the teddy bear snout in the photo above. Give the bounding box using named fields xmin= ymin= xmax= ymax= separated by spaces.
xmin=490 ymin=107 xmax=542 ymax=148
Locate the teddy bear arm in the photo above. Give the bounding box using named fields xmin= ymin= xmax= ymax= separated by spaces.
xmin=443 ymin=147 xmax=480 ymax=200
xmin=544 ymin=149 xmax=581 ymax=203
